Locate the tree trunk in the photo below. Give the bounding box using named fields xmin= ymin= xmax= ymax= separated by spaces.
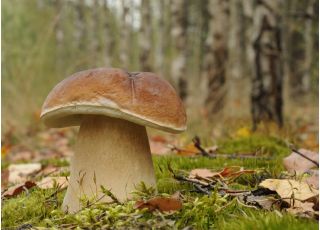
xmin=251 ymin=0 xmax=284 ymax=129
xmin=202 ymin=0 xmax=229 ymax=115
xmin=120 ymin=0 xmax=129 ymax=67
xmin=54 ymin=0 xmax=63 ymax=70
xmin=92 ymin=0 xmax=102 ymax=64
xmin=102 ymin=0 xmax=112 ymax=66
xmin=302 ymin=0 xmax=316 ymax=92
xmin=228 ymin=0 xmax=245 ymax=79
xmin=171 ymin=0 xmax=188 ymax=101
xmin=139 ymin=0 xmax=152 ymax=71
xmin=75 ymin=0 xmax=87 ymax=52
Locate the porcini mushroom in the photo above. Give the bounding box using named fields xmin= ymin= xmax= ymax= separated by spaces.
xmin=40 ymin=68 xmax=186 ymax=212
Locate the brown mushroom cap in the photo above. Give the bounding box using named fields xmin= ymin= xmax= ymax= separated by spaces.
xmin=41 ymin=68 xmax=186 ymax=133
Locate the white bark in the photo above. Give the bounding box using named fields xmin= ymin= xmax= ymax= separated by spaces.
xmin=171 ymin=0 xmax=188 ymax=100
xmin=139 ymin=0 xmax=152 ymax=71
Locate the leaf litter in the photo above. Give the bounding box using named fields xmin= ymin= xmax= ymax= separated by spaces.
xmin=2 ymin=128 xmax=320 ymax=228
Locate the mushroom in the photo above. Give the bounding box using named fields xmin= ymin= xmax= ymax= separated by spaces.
xmin=40 ymin=68 xmax=186 ymax=212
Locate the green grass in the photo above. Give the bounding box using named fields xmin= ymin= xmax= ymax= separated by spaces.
xmin=2 ymin=135 xmax=318 ymax=229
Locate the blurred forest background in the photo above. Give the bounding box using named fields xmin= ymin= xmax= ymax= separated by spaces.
xmin=2 ymin=0 xmax=319 ymax=136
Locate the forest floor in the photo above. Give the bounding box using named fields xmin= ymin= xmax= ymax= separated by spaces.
xmin=1 ymin=118 xmax=319 ymax=229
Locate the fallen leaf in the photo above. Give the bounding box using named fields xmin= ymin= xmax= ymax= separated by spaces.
xmin=302 ymin=170 xmax=319 ymax=189
xmin=189 ymin=169 xmax=215 ymax=179
xmin=150 ymin=135 xmax=168 ymax=143
xmin=283 ymin=149 xmax=319 ymax=174
xmin=234 ymin=127 xmax=251 ymax=138
xmin=2 ymin=181 xmax=37 ymax=198
xmin=205 ymin=145 xmax=218 ymax=154
xmin=8 ymin=163 xmax=42 ymax=184
xmin=150 ymin=141 xmax=170 ymax=155
xmin=238 ymin=195 xmax=280 ymax=210
xmin=173 ymin=143 xmax=199 ymax=156
xmin=9 ymin=151 xmax=34 ymax=162
xmin=189 ymin=167 xmax=255 ymax=181
xmin=37 ymin=177 xmax=68 ymax=189
xmin=259 ymin=179 xmax=319 ymax=201
xmin=286 ymin=200 xmax=317 ymax=219
xmin=135 ymin=194 xmax=182 ymax=212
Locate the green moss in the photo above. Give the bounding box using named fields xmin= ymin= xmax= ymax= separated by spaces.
xmin=221 ymin=210 xmax=319 ymax=230
xmin=218 ymin=135 xmax=290 ymax=156
xmin=1 ymin=136 xmax=317 ymax=229
xmin=1 ymin=188 xmax=65 ymax=228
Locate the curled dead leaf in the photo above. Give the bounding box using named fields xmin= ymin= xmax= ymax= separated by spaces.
xmin=135 ymin=193 xmax=182 ymax=212
xmin=2 ymin=181 xmax=37 ymax=198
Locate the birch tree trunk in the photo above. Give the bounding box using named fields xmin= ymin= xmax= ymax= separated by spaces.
xmin=139 ymin=0 xmax=152 ymax=71
xmin=54 ymin=0 xmax=63 ymax=70
xmin=102 ymin=0 xmax=112 ymax=66
xmin=286 ymin=0 xmax=315 ymax=100
xmin=171 ymin=0 xmax=188 ymax=101
xmin=202 ymin=0 xmax=229 ymax=115
xmin=92 ymin=0 xmax=102 ymax=64
xmin=302 ymin=0 xmax=316 ymax=92
xmin=228 ymin=0 xmax=245 ymax=79
xmin=75 ymin=0 xmax=87 ymax=52
xmin=251 ymin=0 xmax=284 ymax=129
xmin=120 ymin=0 xmax=129 ymax=67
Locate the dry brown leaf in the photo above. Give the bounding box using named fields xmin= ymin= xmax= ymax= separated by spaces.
xmin=2 ymin=181 xmax=37 ymax=198
xmin=135 ymin=194 xmax=182 ymax=212
xmin=8 ymin=163 xmax=42 ymax=184
xmin=259 ymin=179 xmax=319 ymax=201
xmin=189 ymin=169 xmax=215 ymax=179
xmin=149 ymin=141 xmax=170 ymax=155
xmin=175 ymin=143 xmax=199 ymax=156
xmin=37 ymin=177 xmax=68 ymax=189
xmin=302 ymin=170 xmax=319 ymax=189
xmin=286 ymin=200 xmax=317 ymax=219
xmin=150 ymin=135 xmax=168 ymax=143
xmin=189 ymin=167 xmax=255 ymax=181
xmin=283 ymin=149 xmax=318 ymax=174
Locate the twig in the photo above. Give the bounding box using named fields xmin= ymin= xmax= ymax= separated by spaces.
xmin=192 ymin=136 xmax=271 ymax=160
xmin=291 ymin=148 xmax=319 ymax=167
xmin=192 ymin=136 xmax=211 ymax=157
xmin=194 ymin=184 xmax=211 ymax=195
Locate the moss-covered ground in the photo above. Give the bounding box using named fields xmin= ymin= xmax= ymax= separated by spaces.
xmin=2 ymin=133 xmax=318 ymax=229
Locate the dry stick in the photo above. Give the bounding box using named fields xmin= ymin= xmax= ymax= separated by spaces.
xmin=291 ymin=148 xmax=319 ymax=167
xmin=192 ymin=136 xmax=270 ymax=159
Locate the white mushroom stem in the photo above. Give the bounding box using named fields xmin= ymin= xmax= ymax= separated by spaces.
xmin=62 ymin=115 xmax=156 ymax=213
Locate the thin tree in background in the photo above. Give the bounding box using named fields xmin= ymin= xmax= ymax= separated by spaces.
xmin=75 ymin=0 xmax=87 ymax=51
xmin=92 ymin=0 xmax=102 ymax=63
xmin=302 ymin=0 xmax=316 ymax=93
xmin=171 ymin=0 xmax=188 ymax=101
xmin=202 ymin=0 xmax=230 ymax=115
xmin=120 ymin=0 xmax=129 ymax=67
xmin=54 ymin=0 xmax=63 ymax=70
xmin=228 ymin=0 xmax=246 ymax=79
xmin=251 ymin=0 xmax=283 ymax=129
xmin=103 ymin=0 xmax=112 ymax=66
xmin=139 ymin=0 xmax=152 ymax=71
